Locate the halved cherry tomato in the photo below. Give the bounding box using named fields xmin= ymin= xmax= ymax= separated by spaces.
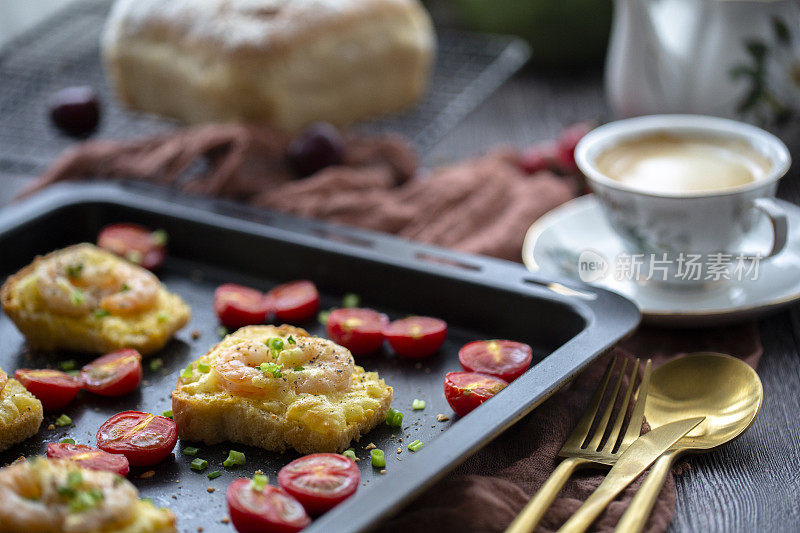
xmin=266 ymin=280 xmax=320 ymax=324
xmin=384 ymin=316 xmax=447 ymax=359
xmin=458 ymin=340 xmax=533 ymax=382
xmin=444 ymin=371 xmax=508 ymax=417
xmin=96 ymin=411 xmax=177 ymax=466
xmin=277 ymin=453 xmax=360 ymax=515
xmin=81 ymin=349 xmax=142 ymax=397
xmin=214 ymin=283 xmax=270 ymax=329
xmin=14 ymin=369 xmax=83 ymax=410
xmin=227 ymin=478 xmax=311 ymax=533
xmin=97 ymin=223 xmax=166 ymax=270
xmin=47 ymin=442 xmax=130 ymax=476
xmin=326 ymin=308 xmax=389 ymax=356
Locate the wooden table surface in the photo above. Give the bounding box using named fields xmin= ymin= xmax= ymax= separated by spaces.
xmin=2 ymin=9 xmax=800 ymax=532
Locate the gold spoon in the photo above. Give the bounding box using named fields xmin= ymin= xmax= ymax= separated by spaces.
xmin=615 ymin=352 xmax=763 ymax=532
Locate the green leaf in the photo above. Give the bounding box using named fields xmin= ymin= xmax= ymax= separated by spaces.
xmin=729 ymin=65 xmax=756 ymax=80
xmin=738 ymin=88 xmax=762 ymax=114
xmin=773 ymin=16 xmax=791 ymax=45
xmin=745 ymin=40 xmax=767 ymax=61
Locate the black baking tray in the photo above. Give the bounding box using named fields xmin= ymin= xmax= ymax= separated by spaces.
xmin=0 ymin=183 xmax=640 ymax=532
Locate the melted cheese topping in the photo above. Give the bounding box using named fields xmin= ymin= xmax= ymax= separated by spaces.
xmin=179 ymin=326 xmax=389 ymax=437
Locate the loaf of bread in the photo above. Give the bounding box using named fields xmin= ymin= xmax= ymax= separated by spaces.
xmin=102 ymin=0 xmax=435 ymax=131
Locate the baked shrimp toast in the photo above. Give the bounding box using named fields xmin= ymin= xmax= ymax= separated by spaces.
xmin=0 ymin=457 xmax=176 ymax=533
xmin=1 ymin=244 xmax=190 ymax=355
xmin=0 ymin=367 xmax=43 ymax=452
xmin=172 ymin=325 xmax=393 ymax=454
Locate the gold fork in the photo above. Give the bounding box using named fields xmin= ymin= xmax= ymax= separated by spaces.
xmin=505 ymin=356 xmax=652 ymax=533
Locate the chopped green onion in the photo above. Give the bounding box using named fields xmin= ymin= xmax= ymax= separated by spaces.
xmin=70 ymin=289 xmax=85 ymax=306
xmin=92 ymin=309 xmax=110 ymax=319
xmin=318 ymin=310 xmax=331 ymax=325
xmin=161 ymin=410 xmax=173 ymax=419
xmin=287 ymin=336 xmax=296 ymax=345
xmin=141 ymin=497 xmax=154 ymax=506
xmin=224 ymin=450 xmax=246 ymax=468
xmin=207 ymin=470 xmax=222 ymax=480
xmin=190 ymin=458 xmax=208 ymax=472
xmin=151 ymin=229 xmax=168 ymax=247
xmin=342 ymin=293 xmax=360 ymax=308
xmin=342 ymin=449 xmax=357 ymax=461
xmin=251 ymin=474 xmax=269 ymax=492
xmin=259 ymin=362 xmax=282 ymax=378
xmin=157 ymin=312 xmax=170 ymax=323
xmin=385 ymin=408 xmax=403 ymax=427
xmin=370 ymin=449 xmax=385 ymax=468
xmin=65 ymin=370 xmax=80 ymax=377
xmin=69 ymin=488 xmax=103 ymax=513
xmin=65 ymin=263 xmax=83 ymax=279
xmin=148 ymin=358 xmax=163 ymax=372
xmin=216 ymin=326 xmax=228 ymax=339
xmin=58 ymin=485 xmax=76 ymax=498
xmin=182 ymin=446 xmax=199 ymax=456
xmin=197 ymin=363 xmax=211 ymax=373
xmin=67 ymin=471 xmax=83 ymax=488
xmin=181 ymin=363 xmax=193 ymax=379
xmin=60 ymin=438 xmax=76 ymax=445
xmin=125 ymin=250 xmax=143 ymax=265
xmin=59 ymin=360 xmax=76 ymax=372
xmin=412 ymin=399 xmax=426 ymax=410
xmin=268 ymin=337 xmax=284 ymax=353
xmin=293 ymin=365 xmax=304 ymax=372
xmin=55 ymin=414 xmax=72 ymax=427
xmin=120 ymin=283 xmax=131 ymax=292
xmin=408 ymin=439 xmax=424 ymax=452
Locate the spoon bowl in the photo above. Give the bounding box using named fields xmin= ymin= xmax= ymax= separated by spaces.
xmin=646 ymin=352 xmax=763 ymax=450
xmin=615 ymin=352 xmax=763 ymax=533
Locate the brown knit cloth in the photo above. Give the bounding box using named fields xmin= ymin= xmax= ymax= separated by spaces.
xmin=27 ymin=124 xmax=763 ymax=532
xmin=22 ymin=123 xmax=576 ymax=262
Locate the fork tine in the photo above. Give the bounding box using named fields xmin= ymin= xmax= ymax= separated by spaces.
xmin=585 ymin=358 xmax=628 ymax=450
xmin=621 ymin=358 xmax=652 ymax=447
xmin=564 ymin=356 xmax=617 ymax=447
xmin=601 ymin=358 xmax=639 ymax=453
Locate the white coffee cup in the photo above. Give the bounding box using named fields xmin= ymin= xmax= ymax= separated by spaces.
xmin=575 ymin=115 xmax=791 ymax=286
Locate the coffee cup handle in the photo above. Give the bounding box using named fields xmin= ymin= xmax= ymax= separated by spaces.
xmin=753 ymin=198 xmax=788 ymax=258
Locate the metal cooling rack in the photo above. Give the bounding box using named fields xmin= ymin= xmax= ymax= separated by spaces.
xmin=0 ymin=0 xmax=530 ymax=175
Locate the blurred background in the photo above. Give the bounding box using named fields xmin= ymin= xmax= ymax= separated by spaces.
xmin=0 ymin=0 xmax=78 ymax=47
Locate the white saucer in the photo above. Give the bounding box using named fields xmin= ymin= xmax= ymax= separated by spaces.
xmin=522 ymin=195 xmax=800 ymax=327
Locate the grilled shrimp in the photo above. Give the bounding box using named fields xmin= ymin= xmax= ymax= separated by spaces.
xmin=36 ymin=246 xmax=159 ymax=317
xmin=211 ymin=329 xmax=354 ymax=397
xmin=212 ymin=341 xmax=282 ymax=397
xmin=280 ymin=335 xmax=354 ymax=394
xmin=0 ymin=458 xmax=139 ymax=533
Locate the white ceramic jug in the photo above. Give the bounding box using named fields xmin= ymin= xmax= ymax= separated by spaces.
xmin=606 ymin=0 xmax=800 ymax=136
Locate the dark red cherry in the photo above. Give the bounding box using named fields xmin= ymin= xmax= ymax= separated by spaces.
xmin=49 ymin=86 xmax=100 ymax=137
xmin=287 ymin=122 xmax=345 ymax=177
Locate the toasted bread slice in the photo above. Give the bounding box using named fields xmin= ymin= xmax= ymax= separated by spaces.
xmin=0 ymin=370 xmax=43 ymax=452
xmin=172 ymin=325 xmax=393 ymax=454
xmin=1 ymin=244 xmax=190 ymax=355
xmin=0 ymin=457 xmax=176 ymax=532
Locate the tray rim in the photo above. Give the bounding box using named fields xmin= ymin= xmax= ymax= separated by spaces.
xmin=0 ymin=183 xmax=641 ymax=532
